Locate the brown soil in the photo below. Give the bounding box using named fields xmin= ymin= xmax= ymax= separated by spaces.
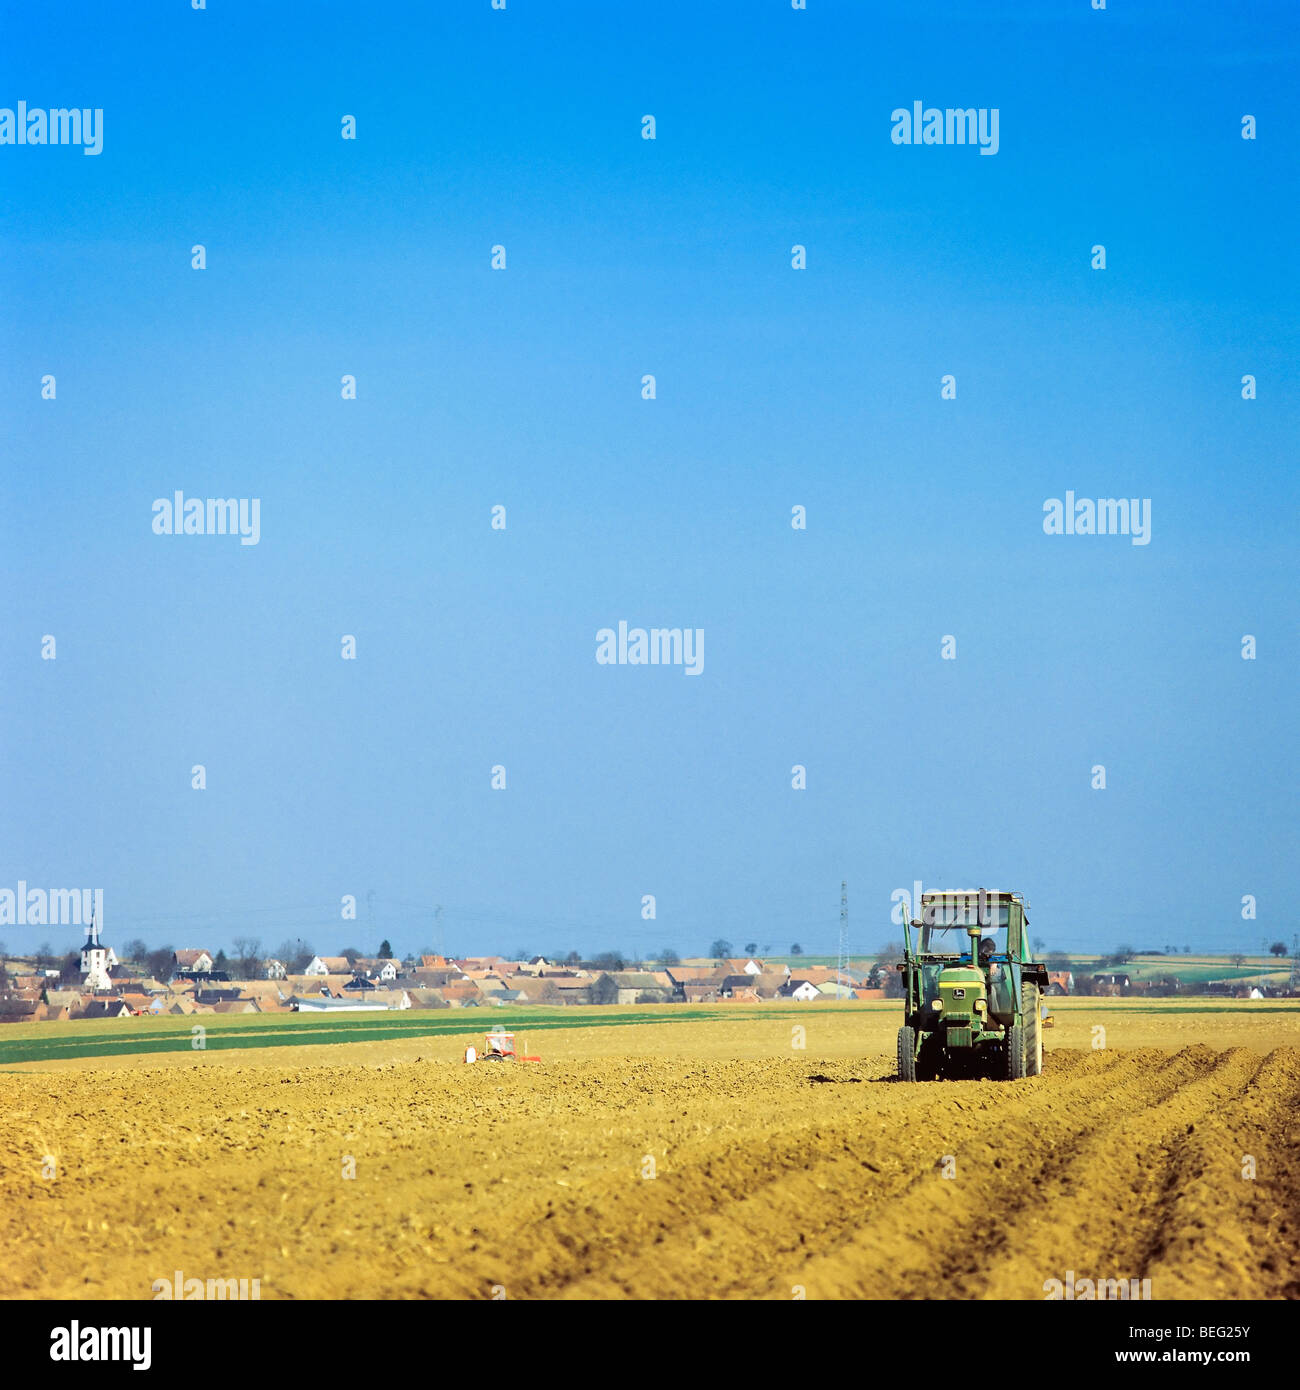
xmin=2 ymin=1013 xmax=1297 ymax=1300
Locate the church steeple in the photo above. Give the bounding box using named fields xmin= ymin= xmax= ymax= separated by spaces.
xmin=81 ymin=901 xmax=112 ymax=991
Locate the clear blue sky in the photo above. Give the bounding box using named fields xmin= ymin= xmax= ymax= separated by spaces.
xmin=2 ymin=1 xmax=1296 ymax=962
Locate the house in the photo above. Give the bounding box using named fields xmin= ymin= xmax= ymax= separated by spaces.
xmin=411 ymin=967 xmax=468 ymax=989
xmin=1045 ymin=970 xmax=1074 ymax=996
xmin=665 ymin=965 xmax=724 ymax=992
xmin=405 ymin=988 xmax=449 ymax=1010
xmin=211 ymin=999 xmax=260 ymax=1014
xmin=552 ymin=978 xmax=593 ymax=1005
xmin=610 ymin=972 xmax=672 ymax=1004
xmin=419 ymin=955 xmax=450 ymax=969
xmin=683 ymin=983 xmax=719 ymax=1003
xmin=172 ymin=949 xmax=214 ymax=975
xmin=0 ymin=999 xmax=43 ymax=1023
xmin=749 ymin=971 xmax=790 ymax=1000
xmin=352 ymin=957 xmax=401 ymax=981
xmin=305 ymin=956 xmax=350 ymax=976
xmin=780 ymin=979 xmax=822 ymax=1002
xmin=235 ymin=981 xmax=293 ymax=1013
xmin=518 ymin=956 xmax=552 ymax=976
xmin=816 ymin=981 xmax=857 ymax=1000
xmin=263 ymin=959 xmax=288 ymax=980
xmin=81 ymin=998 xmax=133 ymax=1019
xmin=439 ymin=981 xmax=484 ymax=1008
xmin=1093 ymin=973 xmax=1130 ymax=996
xmin=510 ymin=977 xmax=560 ymax=1005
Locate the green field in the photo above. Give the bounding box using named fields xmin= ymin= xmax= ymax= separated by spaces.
xmin=0 ymin=1001 xmax=825 ymax=1068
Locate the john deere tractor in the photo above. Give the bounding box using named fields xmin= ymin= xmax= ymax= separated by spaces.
xmin=896 ymin=889 xmax=1048 ymax=1081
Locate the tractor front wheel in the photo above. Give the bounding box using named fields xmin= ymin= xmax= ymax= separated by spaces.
xmin=897 ymin=1026 xmax=918 ymax=1082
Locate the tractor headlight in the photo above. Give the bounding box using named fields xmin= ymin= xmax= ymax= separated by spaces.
xmin=931 ymin=998 xmax=943 ymax=1012
xmin=974 ymin=999 xmax=987 ymax=1016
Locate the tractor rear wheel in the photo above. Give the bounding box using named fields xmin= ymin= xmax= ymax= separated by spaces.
xmin=1005 ymin=1023 xmax=1027 ymax=1080
xmin=897 ymin=1026 xmax=918 ymax=1082
xmin=1022 ymin=981 xmax=1043 ymax=1076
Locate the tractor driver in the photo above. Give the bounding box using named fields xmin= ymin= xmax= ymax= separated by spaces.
xmin=978 ymin=935 xmax=996 ymax=964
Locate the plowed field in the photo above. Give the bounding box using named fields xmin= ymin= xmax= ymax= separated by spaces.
xmin=1 ymin=1006 xmax=1297 ymax=1300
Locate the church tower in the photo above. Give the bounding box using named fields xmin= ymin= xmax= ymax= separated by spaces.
xmin=81 ymin=905 xmax=113 ymax=992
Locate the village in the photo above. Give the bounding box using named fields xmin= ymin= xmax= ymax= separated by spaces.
xmin=0 ymin=911 xmax=1285 ymax=1025
xmin=0 ymin=914 xmax=905 ymax=1023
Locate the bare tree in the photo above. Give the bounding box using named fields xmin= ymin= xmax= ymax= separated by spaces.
xmin=147 ymin=945 xmax=175 ymax=981
xmin=231 ymin=937 xmax=263 ymax=980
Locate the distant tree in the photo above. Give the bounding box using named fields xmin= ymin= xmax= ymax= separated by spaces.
xmin=1183 ymin=945 xmax=1191 ymax=954
xmin=121 ymin=938 xmax=149 ymax=964
xmin=593 ymin=951 xmax=626 ymax=972
xmin=232 ymin=937 xmax=264 ymax=980
xmin=378 ymin=939 xmax=393 ymax=959
xmin=565 ymin=951 xmax=581 ymax=965
xmin=0 ymin=960 xmax=8 ymax=993
xmin=591 ymin=973 xmax=618 ymax=1005
xmin=60 ymin=951 xmax=81 ymax=982
xmin=273 ymin=938 xmax=314 ymax=974
xmin=744 ymin=942 xmax=758 ymax=957
xmin=790 ymin=943 xmax=804 ymax=956
xmin=0 ymin=940 xmax=7 ymax=959
xmin=32 ymin=941 xmax=54 ymax=972
xmin=710 ymin=938 xmax=733 ymax=960
xmin=660 ymin=947 xmax=680 ymax=967
xmin=1113 ymin=944 xmax=1135 ymax=964
xmin=338 ymin=945 xmax=362 ymax=967
xmin=1072 ymin=973 xmax=1096 ymax=996
xmin=147 ymin=945 xmax=175 ymax=981
xmin=514 ymin=948 xmax=531 ymax=963
xmin=1270 ymin=941 xmax=1288 ymax=957
xmin=1230 ymin=952 xmax=1246 ymax=969
xmin=1032 ymin=937 xmax=1045 ymax=954
xmin=212 ymin=949 xmax=229 ymax=973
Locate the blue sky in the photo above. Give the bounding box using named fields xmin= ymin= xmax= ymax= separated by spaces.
xmin=1 ymin=1 xmax=1296 ymax=962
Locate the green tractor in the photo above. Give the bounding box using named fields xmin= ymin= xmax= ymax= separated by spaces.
xmin=896 ymin=889 xmax=1048 ymax=1081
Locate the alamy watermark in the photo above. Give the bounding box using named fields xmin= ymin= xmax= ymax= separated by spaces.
xmin=596 ymin=621 xmax=703 ymax=676
xmin=891 ymin=101 xmax=999 ymax=155
xmin=1043 ymin=493 xmax=1151 ymax=546
xmin=151 ymin=1270 xmax=261 ymax=1300
xmin=0 ymin=883 xmax=102 ymax=926
xmin=1 ymin=102 xmax=103 ymax=155
xmin=152 ymin=492 xmax=261 ymax=546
